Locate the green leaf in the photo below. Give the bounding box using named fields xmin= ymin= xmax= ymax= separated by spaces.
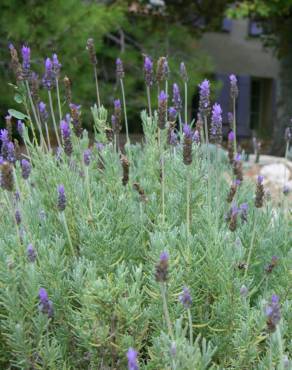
xmin=8 ymin=109 xmax=29 ymax=120
xmin=14 ymin=94 xmax=23 ymax=104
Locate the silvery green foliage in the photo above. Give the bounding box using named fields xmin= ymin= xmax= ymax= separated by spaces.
xmin=0 ymin=99 xmax=291 ymax=369
xmin=148 ymin=319 xmax=216 ymax=369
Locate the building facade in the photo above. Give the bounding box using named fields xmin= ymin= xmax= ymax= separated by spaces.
xmin=199 ymin=18 xmax=279 ymax=139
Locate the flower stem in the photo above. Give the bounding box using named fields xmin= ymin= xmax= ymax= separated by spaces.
xmin=146 ymin=86 xmax=152 ymax=119
xmin=48 ymin=90 xmax=61 ymax=148
xmin=94 ymin=66 xmax=101 ymax=109
xmin=85 ymin=166 xmax=93 ymax=217
xmin=60 ymin=212 xmax=74 ymax=256
xmin=160 ymin=283 xmax=173 ymax=339
xmin=120 ymin=78 xmax=130 ymax=145
xmin=44 ymin=120 xmax=52 ymax=152
xmin=25 ymin=80 xmax=46 ymax=149
xmin=184 ymin=81 xmax=188 ymax=124
xmin=55 ymin=78 xmax=63 ymax=122
xmin=186 ymin=165 xmax=191 ymax=236
xmin=244 ymin=213 xmax=257 ymax=278
xmin=232 ymin=97 xmax=237 ymax=154
xmin=161 ymin=149 xmax=165 ymax=224
xmin=276 ymin=325 xmax=284 ymax=370
xmin=187 ymin=308 xmax=193 ymax=345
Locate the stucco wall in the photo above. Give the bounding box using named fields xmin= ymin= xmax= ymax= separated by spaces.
xmin=199 ymin=19 xmax=279 ymax=79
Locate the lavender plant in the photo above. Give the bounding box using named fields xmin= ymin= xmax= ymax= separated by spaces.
xmin=0 ymin=43 xmax=290 ymax=370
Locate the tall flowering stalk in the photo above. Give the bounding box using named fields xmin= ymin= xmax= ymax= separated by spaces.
xmin=144 ymin=56 xmax=153 ymax=118
xmin=60 ymin=120 xmax=73 ymax=157
xmin=22 ymin=45 xmax=44 ymax=147
xmin=87 ymin=38 xmax=101 ymax=109
xmin=57 ymin=185 xmax=74 ymax=255
xmin=244 ymin=176 xmax=264 ymax=278
xmin=158 ymin=90 xmax=167 ymax=223
xmin=83 ymin=149 xmax=93 ymax=217
xmin=39 ymin=101 xmax=51 ymax=151
xmin=183 ymin=124 xmax=192 ymax=235
xmin=199 ymin=79 xmax=210 ymax=146
xmin=155 ymin=252 xmax=173 ymax=338
xmin=180 ymin=62 xmax=188 ymax=125
xmin=112 ymin=99 xmax=122 ymax=152
xmin=52 ymin=53 xmax=62 ymax=122
xmin=172 ymin=83 xmax=182 ymax=136
xmin=179 ymin=287 xmax=193 ymax=344
xmin=44 ymin=57 xmax=61 ymax=148
xmin=230 ymin=74 xmax=239 ymax=154
xmin=116 ymin=58 xmax=130 ymax=145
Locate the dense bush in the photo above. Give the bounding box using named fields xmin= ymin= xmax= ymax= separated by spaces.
xmin=0 ymin=44 xmax=291 ymax=369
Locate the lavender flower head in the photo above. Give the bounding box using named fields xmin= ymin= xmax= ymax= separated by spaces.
xmin=127 ymin=348 xmax=139 ymax=370
xmin=42 ymin=57 xmax=54 ymax=90
xmin=180 ymin=62 xmax=188 ymax=82
xmin=228 ymin=130 xmax=235 ymax=142
xmin=15 ymin=209 xmax=21 ymax=225
xmin=114 ymin=99 xmax=121 ymax=110
xmin=183 ymin=123 xmax=192 ymax=139
xmin=57 ymin=184 xmax=66 ymax=212
xmin=172 ymin=83 xmax=182 ymax=111
xmin=27 ymin=244 xmax=37 ymax=262
xmin=199 ymin=79 xmax=210 ymax=116
xmin=83 ymin=149 xmax=91 ymax=166
xmin=38 ymin=288 xmax=53 ymax=318
xmin=60 ymin=120 xmax=71 ymax=139
xmin=52 ymin=53 xmax=61 ymax=78
xmin=168 ymin=107 xmax=177 ymax=122
xmin=266 ymin=294 xmax=281 ymax=332
xmin=240 ymin=202 xmax=248 ymax=222
xmin=39 ymin=101 xmax=48 ymax=122
xmin=228 ymin=112 xmax=233 ymax=127
xmin=169 ymin=131 xmax=178 ymax=146
xmin=21 ymin=45 xmax=31 ymax=79
xmin=158 ymin=90 xmax=168 ymax=129
xmin=155 ymin=251 xmax=169 ymax=282
xmin=6 ymin=142 xmax=16 ymax=164
xmin=21 ymin=159 xmax=31 ymax=180
xmin=210 ymin=103 xmax=222 ymax=143
xmin=96 ymin=142 xmax=105 ymax=151
xmin=230 ymin=74 xmax=239 ymax=99
xmin=0 ymin=129 xmax=9 ymax=145
xmin=257 ymin=175 xmax=264 ymax=185
xmin=17 ymin=120 xmax=24 ymax=137
xmin=144 ymin=56 xmax=153 ymax=86
xmin=179 ymin=287 xmax=192 ymax=308
xmin=116 ymin=57 xmax=124 ymax=79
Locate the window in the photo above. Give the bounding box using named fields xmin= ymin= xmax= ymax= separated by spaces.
xmin=249 ymin=20 xmax=263 ymax=37
xmin=250 ymin=79 xmax=261 ymax=130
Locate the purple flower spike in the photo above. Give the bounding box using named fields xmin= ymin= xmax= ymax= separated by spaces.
xmin=127 ymin=347 xmax=139 ymax=370
xmin=17 ymin=120 xmax=24 ymax=137
xmin=60 ymin=120 xmax=73 ymax=157
xmin=52 ymin=53 xmax=61 ymax=78
xmin=21 ymin=159 xmax=32 ymax=180
xmin=179 ymin=287 xmax=192 ymax=309
xmin=144 ymin=56 xmax=153 ymax=86
xmin=228 ymin=130 xmax=235 ymax=142
xmin=257 ymin=175 xmax=264 ymax=184
xmin=7 ymin=142 xmax=16 ymax=164
xmin=116 ymin=58 xmax=124 ymax=79
xmin=266 ymin=294 xmax=281 ymax=332
xmin=21 ymin=45 xmax=31 ymax=79
xmin=172 ymin=83 xmax=182 ymax=111
xmin=0 ymin=129 xmax=9 ymax=144
xmin=83 ymin=149 xmax=91 ymax=166
xmin=210 ymin=103 xmax=222 ymax=143
xmin=96 ymin=142 xmax=105 ymax=151
xmin=60 ymin=120 xmax=70 ymax=139
xmin=160 ymin=251 xmax=169 ymax=263
xmin=42 ymin=58 xmax=54 ymax=90
xmin=15 ymin=209 xmax=21 ymax=225
xmin=38 ymin=288 xmax=53 ymax=318
xmin=180 ymin=62 xmax=188 ymax=82
xmin=159 ymin=90 xmax=167 ymax=103
xmin=230 ymin=74 xmax=239 ymax=99
xmin=183 ymin=124 xmax=192 ymax=139
xmin=114 ymin=99 xmax=121 ymax=109
xmin=168 ymin=107 xmax=177 ymax=122
xmin=57 ymin=184 xmax=66 ymax=212
xmin=39 ymin=101 xmax=48 ymax=122
xmin=199 ymin=79 xmax=210 ymax=116
xmin=27 ymin=244 xmax=37 ymax=262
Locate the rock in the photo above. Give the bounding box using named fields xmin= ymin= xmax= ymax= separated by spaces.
xmin=260 ymin=163 xmax=291 ymax=185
